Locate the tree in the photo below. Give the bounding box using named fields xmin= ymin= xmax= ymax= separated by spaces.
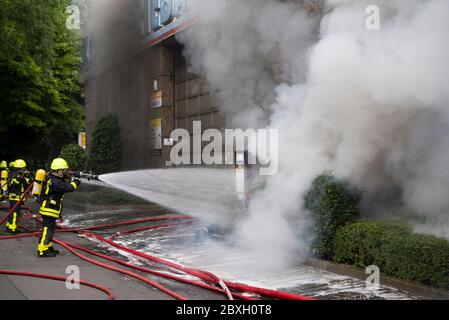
xmin=0 ymin=0 xmax=84 ymax=167
xmin=87 ymin=114 xmax=122 ymax=175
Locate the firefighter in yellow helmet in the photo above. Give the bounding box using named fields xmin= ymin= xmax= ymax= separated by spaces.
xmin=37 ymin=158 xmax=80 ymax=257
xmin=9 ymin=162 xmax=15 ymax=170
xmin=5 ymin=159 xmax=31 ymax=233
xmin=0 ymin=161 xmax=8 ymax=201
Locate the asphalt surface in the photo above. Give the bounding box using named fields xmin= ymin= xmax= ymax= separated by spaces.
xmin=0 ymin=230 xmax=175 ymax=300
xmin=0 ymin=201 xmax=226 ymax=300
xmin=0 ymin=199 xmax=442 ymax=300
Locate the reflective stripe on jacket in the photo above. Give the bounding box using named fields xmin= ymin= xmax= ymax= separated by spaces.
xmin=8 ymin=170 xmax=30 ymax=201
xmin=39 ymin=175 xmax=78 ymax=218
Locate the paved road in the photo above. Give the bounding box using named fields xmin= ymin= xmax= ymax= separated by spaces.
xmin=0 ymin=233 xmax=176 ymax=300
xmin=62 ymin=206 xmax=421 ymax=300
xmin=0 ymin=204 xmax=225 ymax=300
xmin=0 ymin=203 xmax=430 ymax=300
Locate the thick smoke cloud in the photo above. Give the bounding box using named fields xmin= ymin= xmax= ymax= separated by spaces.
xmin=177 ymin=0 xmax=449 ymax=267
xmin=177 ymin=0 xmax=320 ymax=129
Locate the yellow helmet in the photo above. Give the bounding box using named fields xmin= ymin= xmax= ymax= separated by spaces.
xmin=9 ymin=162 xmax=15 ymax=169
xmin=0 ymin=161 xmax=7 ymax=169
xmin=51 ymin=158 xmax=69 ymax=171
xmin=14 ymin=159 xmax=27 ymax=169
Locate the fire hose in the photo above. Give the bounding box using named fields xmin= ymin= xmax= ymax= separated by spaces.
xmin=61 ymin=220 xmax=235 ymax=300
xmin=53 ymin=238 xmax=188 ymax=300
xmin=0 ymin=224 xmax=238 ymax=300
xmin=57 ymin=218 xmax=312 ymax=300
xmin=0 ymin=184 xmax=33 ymax=226
xmin=84 ymin=231 xmax=314 ymax=300
xmin=2 ymin=220 xmax=253 ymax=300
xmin=0 ymin=184 xmax=121 ymax=300
xmin=0 ymin=214 xmax=315 ymax=300
xmin=62 ymin=241 xmax=256 ymax=300
xmin=0 ymin=196 xmax=315 ymax=300
xmin=0 ymin=270 xmax=114 ymax=300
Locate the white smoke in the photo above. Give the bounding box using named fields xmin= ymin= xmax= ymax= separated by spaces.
xmin=177 ymin=0 xmax=449 ymax=266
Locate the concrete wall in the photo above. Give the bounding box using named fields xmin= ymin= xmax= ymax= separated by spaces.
xmin=83 ymin=0 xmax=231 ymax=171
xmin=85 ymin=44 xmax=176 ymax=170
xmin=85 ymin=37 xmax=224 ymax=170
xmin=174 ymin=47 xmax=226 ymax=134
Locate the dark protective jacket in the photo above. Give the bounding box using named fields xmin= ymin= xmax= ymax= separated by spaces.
xmin=39 ymin=174 xmax=79 ymax=219
xmin=8 ymin=170 xmax=31 ymax=201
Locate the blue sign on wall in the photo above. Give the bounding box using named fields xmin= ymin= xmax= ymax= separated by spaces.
xmin=150 ymin=0 xmax=188 ymax=31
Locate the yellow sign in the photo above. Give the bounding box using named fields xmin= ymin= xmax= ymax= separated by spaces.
xmin=78 ymin=132 xmax=86 ymax=149
xmin=151 ymin=90 xmax=163 ymax=109
xmin=150 ymin=118 xmax=162 ymax=150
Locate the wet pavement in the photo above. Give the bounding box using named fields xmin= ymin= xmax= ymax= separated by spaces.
xmin=58 ymin=205 xmax=421 ymax=300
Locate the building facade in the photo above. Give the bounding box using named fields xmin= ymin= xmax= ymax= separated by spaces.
xmin=83 ymin=0 xmax=226 ymax=170
xmin=83 ymin=0 xmax=323 ymax=171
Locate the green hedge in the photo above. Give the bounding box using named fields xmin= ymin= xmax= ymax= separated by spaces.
xmin=332 ymin=221 xmax=449 ymax=289
xmin=304 ymin=172 xmax=449 ymax=290
xmin=87 ymin=114 xmax=122 ymax=175
xmin=304 ymin=173 xmax=361 ymax=259
xmin=59 ymin=144 xmax=87 ymax=171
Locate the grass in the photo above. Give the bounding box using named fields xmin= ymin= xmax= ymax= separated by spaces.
xmin=65 ymin=184 xmax=149 ymax=206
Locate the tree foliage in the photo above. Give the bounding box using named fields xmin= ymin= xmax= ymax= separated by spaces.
xmin=0 ymin=0 xmax=84 ymax=166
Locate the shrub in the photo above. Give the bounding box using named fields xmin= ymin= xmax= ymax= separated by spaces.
xmin=87 ymin=114 xmax=122 ymax=175
xmin=304 ymin=173 xmax=361 ymax=259
xmin=333 ymin=221 xmax=449 ymax=289
xmin=59 ymin=144 xmax=87 ymax=171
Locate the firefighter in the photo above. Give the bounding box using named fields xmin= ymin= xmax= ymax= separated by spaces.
xmin=5 ymin=159 xmax=31 ymax=233
xmin=0 ymin=161 xmax=8 ymax=201
xmin=37 ymin=158 xmax=80 ymax=258
xmin=8 ymin=162 xmax=15 ymax=171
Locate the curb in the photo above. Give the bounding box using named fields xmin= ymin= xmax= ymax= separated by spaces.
xmin=305 ymin=258 xmax=449 ymax=300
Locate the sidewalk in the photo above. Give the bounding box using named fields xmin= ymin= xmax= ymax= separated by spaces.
xmin=0 ymin=233 xmax=172 ymax=300
xmin=0 ymin=196 xmax=226 ymax=301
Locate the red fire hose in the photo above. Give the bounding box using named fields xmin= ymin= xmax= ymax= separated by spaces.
xmin=0 ymin=184 xmax=33 ymax=226
xmin=57 ymin=215 xmax=192 ymax=233
xmin=0 ymin=270 xmax=114 ymax=300
xmin=62 ymin=241 xmax=255 ymax=300
xmin=0 ymin=218 xmax=250 ymax=300
xmin=0 ymin=207 xmax=316 ymax=300
xmin=53 ymin=239 xmax=188 ymax=300
xmin=82 ymin=231 xmax=314 ymax=300
xmin=109 ymin=221 xmax=194 ymax=240
xmin=0 ymin=218 xmax=229 ymax=300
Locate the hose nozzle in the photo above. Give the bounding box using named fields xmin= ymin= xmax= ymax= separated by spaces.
xmin=71 ymin=171 xmax=100 ymax=181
